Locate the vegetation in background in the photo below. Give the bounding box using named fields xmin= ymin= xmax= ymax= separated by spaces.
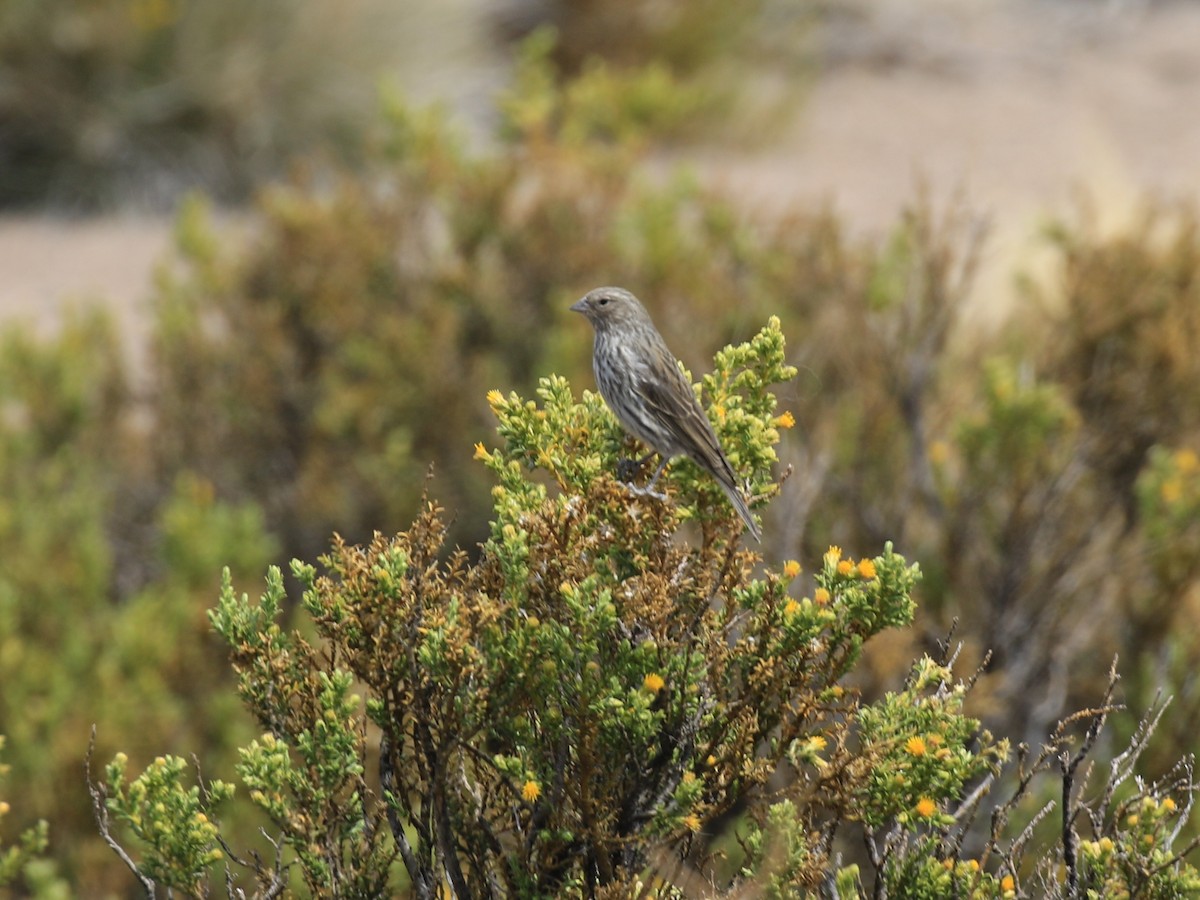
xmin=0 ymin=736 xmax=51 ymax=891
xmin=1 ymin=21 xmax=1200 ymax=896
xmin=0 ymin=0 xmax=398 ymax=207
xmin=493 ymin=1 xmax=817 ymax=141
xmin=0 ymin=0 xmax=817 ymax=208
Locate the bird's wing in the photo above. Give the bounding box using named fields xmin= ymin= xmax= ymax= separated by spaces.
xmin=637 ymin=357 xmax=739 ymax=485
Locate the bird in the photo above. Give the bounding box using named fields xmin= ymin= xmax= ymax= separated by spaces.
xmin=570 ymin=286 xmax=761 ymax=541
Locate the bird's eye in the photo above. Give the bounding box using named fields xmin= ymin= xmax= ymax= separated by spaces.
xmin=598 ymin=297 xmax=609 ymax=306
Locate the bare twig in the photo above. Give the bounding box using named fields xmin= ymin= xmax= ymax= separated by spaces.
xmin=1058 ymin=660 xmax=1119 ymax=896
xmin=86 ymin=726 xmax=157 ymax=898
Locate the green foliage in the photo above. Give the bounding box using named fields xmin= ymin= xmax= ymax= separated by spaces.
xmin=501 ymin=28 xmax=710 ymax=148
xmin=0 ymin=313 xmax=126 ymax=859
xmin=103 ymin=752 xmax=232 ymax=894
xmin=0 ymin=311 xmax=276 ymax=889
xmin=738 ymin=800 xmax=811 ymax=899
xmin=856 ymin=657 xmax=1007 ymax=829
xmin=0 ymin=736 xmax=50 ymax=888
xmin=497 ymin=0 xmax=818 ymax=143
xmin=211 ymin=570 xmax=396 ymax=896
xmin=883 ymin=854 xmax=1014 ymax=900
xmin=1075 ymin=795 xmax=1200 ymax=899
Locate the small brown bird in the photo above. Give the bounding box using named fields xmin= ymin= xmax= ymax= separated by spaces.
xmin=571 ymin=286 xmax=761 ymax=541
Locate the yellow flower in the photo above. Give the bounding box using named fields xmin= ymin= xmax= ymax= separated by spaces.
xmin=1163 ymin=796 xmax=1177 ymax=812
xmin=486 ymin=389 xmax=504 ymax=408
xmin=683 ymin=814 xmax=702 ymax=832
xmin=713 ymin=403 xmax=726 ymax=423
xmin=681 ymin=771 xmax=697 ymax=784
xmin=824 ymin=545 xmax=842 ymax=566
xmin=813 ymin=587 xmax=831 ymax=606
xmin=857 ymin=559 xmax=877 ymax=579
xmin=522 ymin=780 xmax=541 ymax=802
xmin=967 ymin=859 xmax=979 ymax=872
xmin=1176 ymin=448 xmax=1199 ymax=472
xmin=1001 ymin=875 xmax=1015 ymax=892
xmin=0 ymin=801 xmax=9 ymax=817
xmin=807 ymin=735 xmax=828 ymax=752
xmin=915 ymin=797 xmax=937 ymax=818
xmin=783 ymin=599 xmax=801 ymax=617
xmin=473 ymin=442 xmax=489 ymax=461
xmin=1127 ymin=813 xmax=1139 ymax=826
xmin=705 ymin=755 xmax=717 ymax=767
xmin=1098 ymin=837 xmax=1114 ymax=853
xmin=774 ymin=411 xmax=796 ymax=429
xmin=905 ymin=736 xmax=927 ymax=757
xmin=783 ymin=560 xmax=802 ymax=579
xmin=837 ymin=560 xmax=854 ymax=576
xmin=643 ymin=673 xmax=665 ymax=693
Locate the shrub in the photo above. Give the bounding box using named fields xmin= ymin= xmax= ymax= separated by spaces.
xmin=91 ymin=325 xmax=1200 ymax=897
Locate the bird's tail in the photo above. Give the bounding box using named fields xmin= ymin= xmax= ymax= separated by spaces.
xmin=719 ymin=478 xmax=761 ymax=542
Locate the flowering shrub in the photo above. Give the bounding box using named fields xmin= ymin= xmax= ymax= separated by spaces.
xmin=89 ymin=323 xmax=1200 ymax=896
xmin=91 ymin=321 xmax=917 ymax=894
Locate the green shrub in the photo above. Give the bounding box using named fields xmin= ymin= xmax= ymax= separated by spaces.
xmin=93 ymin=328 xmax=1200 ymax=897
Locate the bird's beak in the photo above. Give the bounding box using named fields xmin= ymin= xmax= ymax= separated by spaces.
xmin=569 ymin=297 xmax=588 ymax=314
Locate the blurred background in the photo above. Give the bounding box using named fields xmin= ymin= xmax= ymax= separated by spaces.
xmin=2 ymin=0 xmax=1200 ymax=893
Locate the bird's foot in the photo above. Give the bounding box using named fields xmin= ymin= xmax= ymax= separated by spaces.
xmin=624 ymin=483 xmax=669 ymax=502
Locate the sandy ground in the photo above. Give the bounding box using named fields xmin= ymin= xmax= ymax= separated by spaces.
xmin=2 ymin=0 xmax=1199 ymax=336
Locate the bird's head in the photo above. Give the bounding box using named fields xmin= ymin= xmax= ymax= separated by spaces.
xmin=570 ymin=286 xmax=649 ymax=332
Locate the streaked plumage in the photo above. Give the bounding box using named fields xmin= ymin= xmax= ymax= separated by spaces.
xmin=570 ymin=286 xmax=761 ymax=541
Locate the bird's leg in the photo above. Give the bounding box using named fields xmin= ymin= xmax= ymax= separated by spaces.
xmin=626 ymin=454 xmax=669 ymax=501
xmin=644 ymin=455 xmax=669 ymax=492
